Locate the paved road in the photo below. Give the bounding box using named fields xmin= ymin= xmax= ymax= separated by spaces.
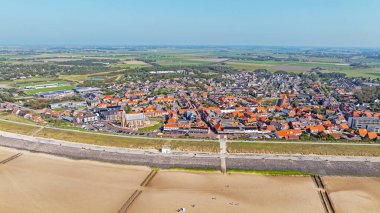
xmin=1 ymin=130 xmax=380 ymax=176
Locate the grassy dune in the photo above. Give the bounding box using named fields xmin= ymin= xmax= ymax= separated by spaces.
xmin=228 ymin=142 xmax=380 ymax=157
xmin=36 ymin=128 xmax=219 ymax=152
xmin=0 ymin=121 xmax=39 ymax=135
xmin=227 ymin=169 xmax=314 ymax=176
xmin=0 ymin=118 xmax=378 ymax=156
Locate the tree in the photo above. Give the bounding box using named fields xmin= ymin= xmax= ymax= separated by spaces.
xmin=124 ymin=106 xmax=132 ymax=113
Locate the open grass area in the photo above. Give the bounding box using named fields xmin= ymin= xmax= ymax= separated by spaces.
xmin=0 ymin=77 xmax=56 ymax=86
xmin=228 ymin=142 xmax=380 ymax=157
xmin=0 ymin=112 xmax=36 ymax=124
xmin=109 ymin=60 xmax=150 ymax=68
xmin=319 ymin=68 xmax=380 ymax=78
xmin=58 ymin=74 xmax=89 ymax=82
xmin=227 ymin=60 xmax=380 ymax=78
xmin=227 ymin=169 xmax=314 ymax=176
xmin=227 ymin=60 xmax=349 ymax=70
xmin=167 ymin=167 xmax=220 ymax=172
xmin=155 ymin=56 xmax=215 ymax=66
xmin=36 ymin=128 xmax=219 ymax=152
xmin=138 ymin=117 xmax=163 ymax=132
xmin=59 ymin=70 xmax=124 ymax=83
xmin=0 ymin=120 xmax=39 ymax=135
xmin=15 ymin=80 xmax=68 ymax=87
xmin=24 ymin=85 xmax=74 ymax=95
xmin=1 ymin=116 xmax=379 ymax=156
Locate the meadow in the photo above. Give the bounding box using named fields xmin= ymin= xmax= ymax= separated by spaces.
xmin=24 ymin=85 xmax=75 ymax=95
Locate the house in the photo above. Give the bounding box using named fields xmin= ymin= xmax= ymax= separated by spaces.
xmin=121 ymin=113 xmax=150 ymax=129
xmin=276 ymin=129 xmax=302 ymax=139
xmin=329 ymin=132 xmax=342 ymax=140
xmin=98 ymin=106 xmax=122 ymax=120
xmin=35 ymin=90 xmax=75 ymax=100
xmin=367 ymin=132 xmax=378 ymax=140
xmin=348 ymin=117 xmax=380 ymax=128
xmin=358 ymin=129 xmax=368 ymax=138
xmin=307 ymin=125 xmax=325 ymax=134
xmin=76 ymin=112 xmax=99 ymax=124
xmin=163 ymin=123 xmax=179 ymax=131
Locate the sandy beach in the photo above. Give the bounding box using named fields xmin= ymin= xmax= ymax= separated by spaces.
xmin=0 ymin=147 xmax=150 ymax=213
xmin=325 ymin=177 xmax=380 ymax=213
xmin=129 ymin=171 xmax=323 ymax=213
xmin=1 ymin=146 xmax=380 ymax=213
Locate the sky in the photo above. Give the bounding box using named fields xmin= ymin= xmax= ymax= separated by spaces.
xmin=0 ymin=0 xmax=379 ymax=47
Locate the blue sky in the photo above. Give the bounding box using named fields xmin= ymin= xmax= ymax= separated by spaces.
xmin=0 ymin=0 xmax=379 ymax=47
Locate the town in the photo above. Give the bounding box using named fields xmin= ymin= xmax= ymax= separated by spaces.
xmin=1 ymin=1 xmax=380 ymax=212
xmin=2 ymin=69 xmax=380 ymax=142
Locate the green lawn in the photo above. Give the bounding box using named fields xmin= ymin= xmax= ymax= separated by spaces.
xmin=138 ymin=122 xmax=162 ymax=132
xmin=15 ymin=80 xmax=68 ymax=87
xmin=167 ymin=168 xmax=220 ymax=172
xmin=228 ymin=142 xmax=380 ymax=157
xmin=0 ymin=120 xmax=40 ymax=135
xmin=227 ymin=169 xmax=314 ymax=176
xmin=0 ymin=112 xmax=36 ymax=124
xmin=36 ymin=128 xmax=219 ymax=152
xmin=1 ymin=117 xmax=379 ymax=157
xmin=0 ymin=77 xmax=56 ymax=86
xmin=227 ymin=60 xmax=380 ymax=78
xmin=319 ymin=68 xmax=380 ymax=78
xmin=24 ymin=85 xmax=75 ymax=95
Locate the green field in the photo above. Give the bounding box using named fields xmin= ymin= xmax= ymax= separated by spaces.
xmin=0 ymin=77 xmax=56 ymax=86
xmin=228 ymin=142 xmax=380 ymax=157
xmin=24 ymin=85 xmax=75 ymax=95
xmin=109 ymin=60 xmax=151 ymax=69
xmin=0 ymin=120 xmax=40 ymax=135
xmin=226 ymin=59 xmax=380 ymax=78
xmin=59 ymin=70 xmax=124 ymax=83
xmin=0 ymin=112 xmax=36 ymax=124
xmin=35 ymin=128 xmax=219 ymax=152
xmin=0 ymin=118 xmax=380 ymax=156
xmin=227 ymin=169 xmax=314 ymax=176
xmin=319 ymin=68 xmax=380 ymax=78
xmin=15 ymin=80 xmax=68 ymax=87
xmin=227 ymin=60 xmax=349 ymax=71
xmin=138 ymin=122 xmax=162 ymax=132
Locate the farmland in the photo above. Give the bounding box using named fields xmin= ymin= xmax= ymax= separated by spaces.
xmin=2 ymin=47 xmax=380 ymax=82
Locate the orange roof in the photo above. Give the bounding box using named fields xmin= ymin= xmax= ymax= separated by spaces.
xmin=288 ymin=110 xmax=296 ymax=117
xmin=367 ymin=132 xmax=377 ymax=140
xmin=329 ymin=133 xmax=341 ymax=139
xmin=214 ymin=123 xmax=223 ymax=131
xmin=267 ymin=125 xmax=276 ymax=131
xmin=164 ymin=123 xmax=178 ymax=128
xmin=339 ymin=123 xmax=349 ymax=130
xmin=247 ymin=117 xmax=257 ymax=122
xmin=257 ymin=107 xmax=267 ymax=113
xmin=277 ymin=129 xmax=302 ymax=138
xmin=167 ymin=117 xmax=177 ymax=124
xmin=353 ymin=111 xmax=361 ymax=117
xmin=236 ymin=107 xmax=247 ymax=111
xmin=308 ymin=125 xmax=325 ymax=132
xmin=358 ymin=129 xmax=368 ymax=137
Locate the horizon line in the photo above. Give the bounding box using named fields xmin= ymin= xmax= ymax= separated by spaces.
xmin=1 ymin=44 xmax=380 ymax=49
